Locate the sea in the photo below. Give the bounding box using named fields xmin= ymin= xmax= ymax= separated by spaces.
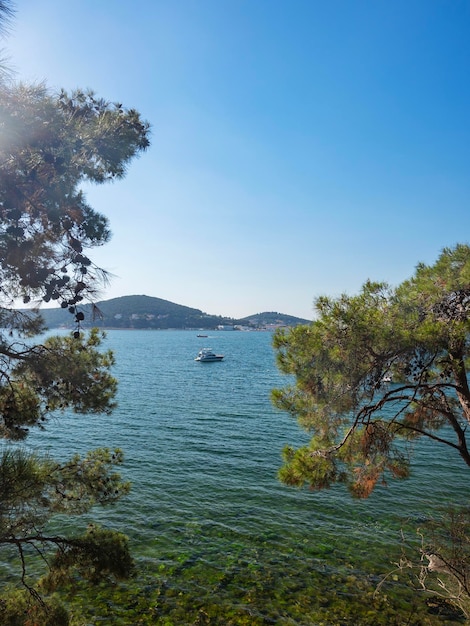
xmin=3 ymin=329 xmax=468 ymax=624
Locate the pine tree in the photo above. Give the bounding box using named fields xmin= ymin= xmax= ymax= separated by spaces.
xmin=273 ymin=244 xmax=470 ymax=497
xmin=0 ymin=11 xmax=150 ymax=617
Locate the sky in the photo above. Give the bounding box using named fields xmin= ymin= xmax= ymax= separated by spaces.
xmin=4 ymin=0 xmax=470 ymax=320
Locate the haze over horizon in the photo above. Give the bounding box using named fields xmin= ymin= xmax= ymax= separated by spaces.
xmin=7 ymin=1 xmax=470 ymax=320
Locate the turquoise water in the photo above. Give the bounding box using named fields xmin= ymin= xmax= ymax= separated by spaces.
xmin=7 ymin=330 xmax=470 ymax=623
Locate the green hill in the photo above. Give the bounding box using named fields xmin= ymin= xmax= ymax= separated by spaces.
xmin=240 ymin=311 xmax=309 ymax=327
xmin=33 ymin=295 xmax=310 ymax=330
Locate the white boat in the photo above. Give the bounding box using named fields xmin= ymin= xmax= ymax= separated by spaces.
xmin=195 ymin=348 xmax=224 ymax=362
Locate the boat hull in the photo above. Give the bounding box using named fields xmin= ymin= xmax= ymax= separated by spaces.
xmin=195 ymin=355 xmax=224 ymax=362
xmin=195 ymin=348 xmax=224 ymax=362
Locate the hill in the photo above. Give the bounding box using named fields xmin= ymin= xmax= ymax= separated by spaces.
xmin=240 ymin=311 xmax=309 ymax=328
xmin=34 ymin=295 xmax=310 ymax=330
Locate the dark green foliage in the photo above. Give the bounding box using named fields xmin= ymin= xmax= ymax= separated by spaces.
xmin=0 ymin=2 xmax=149 ymax=618
xmin=0 ymin=83 xmax=149 ymax=314
xmin=0 ymin=329 xmax=117 ymax=440
xmin=0 ymin=590 xmax=69 ymax=625
xmin=272 ymin=245 xmax=470 ymax=616
xmin=273 ymin=244 xmax=470 ymax=497
xmin=0 ymin=73 xmax=149 ymax=618
xmin=41 ymin=525 xmax=133 ymax=591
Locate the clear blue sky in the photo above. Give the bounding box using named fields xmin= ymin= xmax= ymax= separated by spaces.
xmin=6 ymin=0 xmax=470 ymax=320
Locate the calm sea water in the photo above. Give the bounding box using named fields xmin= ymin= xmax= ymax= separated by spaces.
xmin=7 ymin=330 xmax=470 ymax=623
